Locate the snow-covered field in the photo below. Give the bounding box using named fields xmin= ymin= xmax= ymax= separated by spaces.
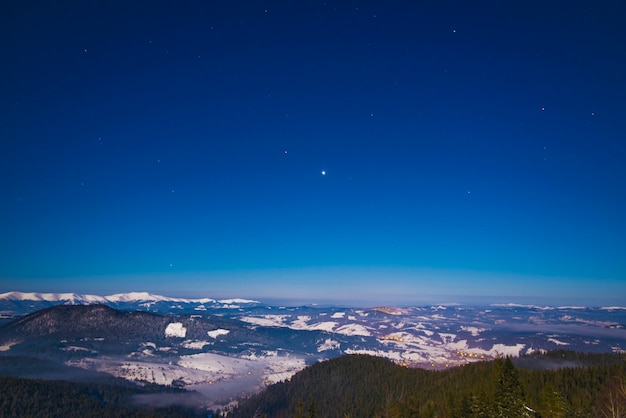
xmin=67 ymin=350 xmax=306 ymax=392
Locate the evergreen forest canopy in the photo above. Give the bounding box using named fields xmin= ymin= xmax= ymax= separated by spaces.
xmin=0 ymin=375 xmax=207 ymax=418
xmin=230 ymin=351 xmax=626 ymax=418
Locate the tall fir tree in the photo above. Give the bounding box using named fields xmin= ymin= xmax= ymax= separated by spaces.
xmin=493 ymin=357 xmax=529 ymax=418
xmin=540 ymin=382 xmax=568 ymax=418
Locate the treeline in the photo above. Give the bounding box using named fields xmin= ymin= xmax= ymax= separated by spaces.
xmin=0 ymin=375 xmax=205 ymax=417
xmin=229 ymin=351 xmax=626 ymax=418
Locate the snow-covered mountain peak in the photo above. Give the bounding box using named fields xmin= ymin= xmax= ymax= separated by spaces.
xmin=104 ymin=292 xmax=169 ymax=302
xmin=0 ymin=291 xmax=94 ymax=302
xmin=218 ymin=298 xmax=261 ymax=305
xmin=0 ymin=291 xmax=257 ymax=306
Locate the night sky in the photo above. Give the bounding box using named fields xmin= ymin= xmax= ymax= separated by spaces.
xmin=1 ymin=1 xmax=625 ymax=306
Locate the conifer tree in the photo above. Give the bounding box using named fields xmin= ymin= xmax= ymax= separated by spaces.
xmin=307 ymin=399 xmax=318 ymax=418
xmin=541 ymin=382 xmax=568 ymax=418
xmin=293 ymin=399 xmax=306 ymax=418
xmin=459 ymin=394 xmax=472 ymax=418
xmin=493 ymin=357 xmax=529 ymax=418
xmin=469 ymin=392 xmax=489 ymax=418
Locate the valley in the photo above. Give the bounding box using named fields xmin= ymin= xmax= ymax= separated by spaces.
xmin=0 ymin=291 xmax=625 ymax=410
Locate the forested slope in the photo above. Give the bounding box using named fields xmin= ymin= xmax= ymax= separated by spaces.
xmin=230 ymin=351 xmax=626 ymax=418
xmin=0 ymin=375 xmax=205 ymax=418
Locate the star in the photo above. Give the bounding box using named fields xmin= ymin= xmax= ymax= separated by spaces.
xmin=321 ymin=170 xmax=326 ymax=176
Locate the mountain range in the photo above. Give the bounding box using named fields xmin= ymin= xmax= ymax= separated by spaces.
xmin=0 ymin=291 xmax=257 ymax=307
xmin=1 ymin=290 xmax=625 ymax=409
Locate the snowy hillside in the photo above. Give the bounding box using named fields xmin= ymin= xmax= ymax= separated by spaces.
xmin=0 ymin=291 xmax=258 ymax=305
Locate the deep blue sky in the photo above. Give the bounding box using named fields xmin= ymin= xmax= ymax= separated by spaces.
xmin=1 ymin=1 xmax=625 ymax=306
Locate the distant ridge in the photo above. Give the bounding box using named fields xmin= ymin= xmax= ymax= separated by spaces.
xmin=0 ymin=291 xmax=260 ymax=305
xmin=2 ymin=292 xmax=625 ymax=311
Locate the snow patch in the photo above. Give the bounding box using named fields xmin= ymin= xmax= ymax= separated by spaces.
xmin=308 ymin=322 xmax=338 ymax=332
xmin=446 ymin=339 xmax=469 ymax=351
xmin=239 ymin=315 xmax=288 ymax=327
xmin=336 ymin=323 xmax=371 ymax=337
xmin=491 ymin=343 xmax=525 ymax=357
xmin=548 ymin=338 xmax=570 ymax=346
xmin=317 ymin=338 xmax=340 ymax=352
xmin=460 ymin=326 xmax=486 ymax=336
xmin=0 ymin=341 xmax=18 ymax=352
xmin=182 ymin=340 xmax=211 ymax=349
xmin=207 ymin=329 xmax=230 ymax=339
xmin=291 ymin=316 xmax=312 ymax=329
xmin=165 ymin=322 xmax=187 ymax=338
xmin=61 ymin=345 xmax=96 ymax=353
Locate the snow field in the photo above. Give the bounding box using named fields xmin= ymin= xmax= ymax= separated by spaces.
xmin=165 ymin=322 xmax=187 ymax=338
